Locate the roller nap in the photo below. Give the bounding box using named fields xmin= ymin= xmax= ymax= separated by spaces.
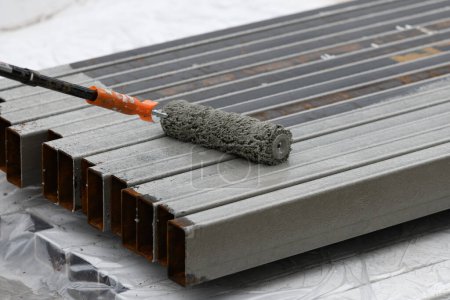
xmin=161 ymin=100 xmax=292 ymax=165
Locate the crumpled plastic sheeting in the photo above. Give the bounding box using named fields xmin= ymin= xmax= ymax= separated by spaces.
xmin=2 ymin=170 xmax=450 ymax=299
xmin=0 ymin=174 xmax=127 ymax=299
xmin=0 ymin=217 xmax=120 ymax=299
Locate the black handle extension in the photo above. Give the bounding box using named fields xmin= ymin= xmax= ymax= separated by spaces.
xmin=0 ymin=61 xmax=97 ymax=101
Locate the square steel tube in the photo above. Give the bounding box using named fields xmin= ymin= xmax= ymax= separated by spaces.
xmin=109 ymin=147 xmax=234 ymax=236
xmin=3 ymin=12 xmax=450 ymax=175
xmin=154 ymin=110 xmax=450 ymax=264
xmin=218 ymin=50 xmax=450 ymax=116
xmin=158 ymin=122 xmax=450 ymax=265
xmin=120 ymin=191 xmax=159 ymax=261
xmin=42 ymin=119 xmax=145 ymax=203
xmin=116 ymin=13 xmax=450 ymax=100
xmin=81 ymin=24 xmax=450 ymax=220
xmin=167 ymin=142 xmax=450 ymax=286
xmin=115 ymin=98 xmax=450 ymax=242
xmin=86 ymin=137 xmax=206 ymax=232
xmin=150 ymin=21 xmax=450 ymax=106
xmin=247 ymin=61 xmax=450 ymax=123
xmin=2 ymin=0 xmax=436 ymax=185
xmin=0 ymin=96 xmax=92 ymax=170
xmin=141 ymin=29 xmax=450 ymax=103
xmin=77 ymin=74 xmax=450 ymax=216
xmin=121 ymin=87 xmax=450 ymax=261
xmin=117 ymin=19 xmax=444 ymax=98
xmin=0 ymin=78 xmax=102 ymax=171
xmin=43 ymin=120 xmax=164 ymax=211
xmin=5 ymin=107 xmax=122 ymax=187
xmin=275 ymin=74 xmax=450 ymax=127
xmin=81 ymin=140 xmax=175 ymax=214
xmin=121 ymin=188 xmax=138 ymax=253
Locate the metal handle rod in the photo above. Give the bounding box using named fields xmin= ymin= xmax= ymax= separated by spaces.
xmin=0 ymin=61 xmax=97 ymax=101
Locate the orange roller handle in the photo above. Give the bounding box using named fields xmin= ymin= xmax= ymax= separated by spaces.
xmin=86 ymin=86 xmax=158 ymax=122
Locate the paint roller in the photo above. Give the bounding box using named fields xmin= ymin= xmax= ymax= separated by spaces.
xmin=0 ymin=62 xmax=292 ymax=165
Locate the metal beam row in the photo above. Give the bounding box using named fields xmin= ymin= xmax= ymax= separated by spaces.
xmin=1 ymin=0 xmax=450 ymax=286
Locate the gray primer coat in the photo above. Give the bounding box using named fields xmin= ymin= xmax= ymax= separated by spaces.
xmin=161 ymin=100 xmax=292 ymax=165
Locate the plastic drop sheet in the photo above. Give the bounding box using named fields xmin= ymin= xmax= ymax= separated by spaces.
xmin=1 ymin=173 xmax=450 ymax=299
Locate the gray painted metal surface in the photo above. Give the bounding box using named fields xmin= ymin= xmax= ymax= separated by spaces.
xmin=1 ymin=0 xmax=448 ymax=190
xmin=155 ymin=116 xmax=450 ymax=264
xmin=61 ymin=34 xmax=450 ymax=221
xmin=114 ymin=91 xmax=438 ymax=238
xmin=168 ymin=143 xmax=450 ymax=285
xmin=0 ymin=0 xmax=410 ymax=179
xmin=0 ymin=97 xmax=90 ymax=168
xmin=1 ymin=0 xmax=450 ymax=288
xmin=4 ymin=100 xmax=134 ymax=187
xmin=2 ymin=172 xmax=450 ymax=299
xmin=162 ymin=116 xmax=450 ymax=202
xmin=85 ymin=138 xmax=225 ymax=234
xmin=80 ymin=139 xmax=198 ymax=217
xmin=41 ymin=119 xmax=148 ymax=202
xmin=84 ymin=72 xmax=450 ymax=215
xmin=127 ymin=81 xmax=450 ymax=199
xmin=43 ymin=120 xmax=164 ymax=210
xmin=80 ymin=68 xmax=440 ymax=226
xmin=2 ymin=0 xmax=391 ymax=174
xmin=6 ymin=106 xmax=109 ymax=187
xmin=121 ymin=82 xmax=450 ymax=261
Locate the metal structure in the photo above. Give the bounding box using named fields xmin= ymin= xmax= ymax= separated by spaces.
xmin=2 ymin=0 xmax=450 ymax=287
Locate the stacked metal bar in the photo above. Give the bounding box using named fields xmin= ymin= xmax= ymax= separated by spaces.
xmin=2 ymin=0 xmax=450 ymax=286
